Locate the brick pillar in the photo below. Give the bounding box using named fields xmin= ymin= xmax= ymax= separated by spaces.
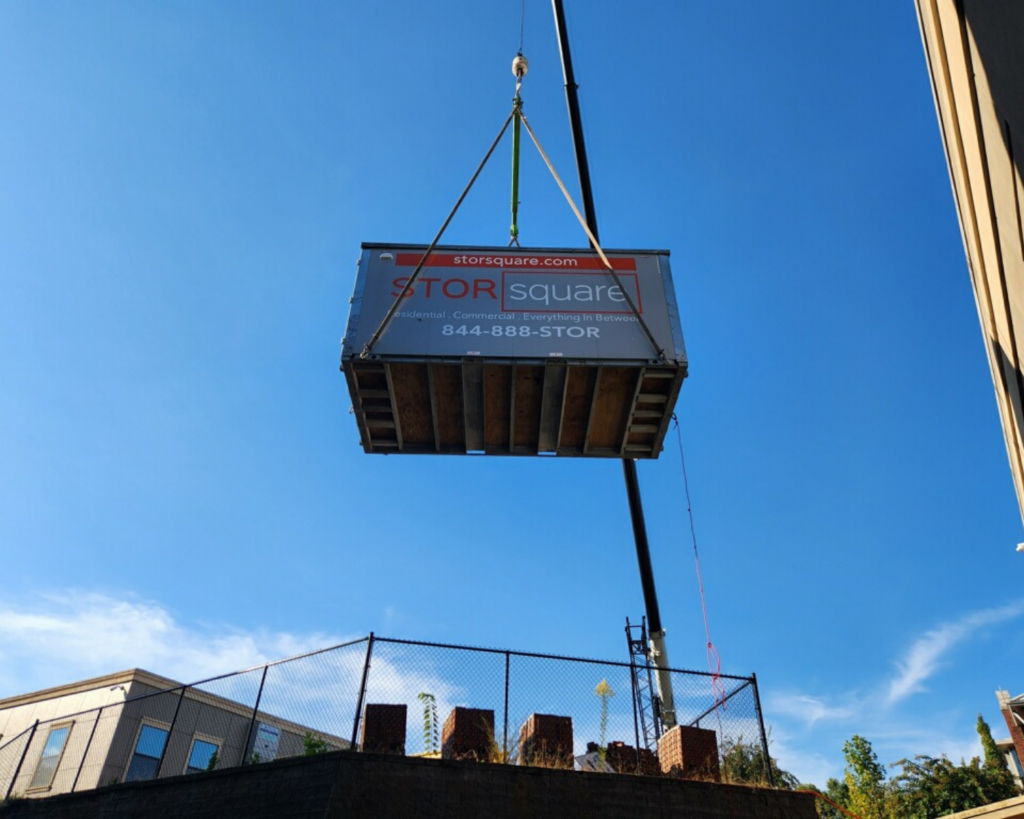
xmin=518 ymin=714 xmax=573 ymax=768
xmin=360 ymin=704 xmax=407 ymax=754
xmin=604 ymin=741 xmax=661 ymax=776
xmin=657 ymin=725 xmax=720 ymax=780
xmin=441 ymin=707 xmax=494 ymax=761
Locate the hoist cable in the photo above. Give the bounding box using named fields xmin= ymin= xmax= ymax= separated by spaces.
xmin=518 ymin=0 xmax=525 ymax=55
xmin=364 ymin=50 xmax=666 ymax=361
xmin=518 ymin=111 xmax=667 ymax=362
xmin=360 ymin=111 xmax=515 ymax=359
xmin=672 ymin=413 xmax=727 ymax=710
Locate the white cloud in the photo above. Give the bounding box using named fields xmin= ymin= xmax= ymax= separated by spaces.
xmin=758 ymin=601 xmax=1024 ymax=785
xmin=767 ymin=692 xmax=855 ymax=727
xmin=885 ymin=600 xmax=1024 ymax=705
xmin=0 ymin=591 xmax=353 ymax=696
xmin=0 ymin=591 xmax=476 ymax=755
xmin=914 ymin=733 xmax=982 ymax=766
xmin=868 ymin=726 xmax=983 ymax=768
xmin=769 ymin=729 xmax=840 ymax=787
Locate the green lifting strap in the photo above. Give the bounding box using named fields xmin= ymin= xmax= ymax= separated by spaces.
xmin=509 ymin=94 xmax=522 ymax=246
xmin=509 ymin=53 xmax=528 ymax=247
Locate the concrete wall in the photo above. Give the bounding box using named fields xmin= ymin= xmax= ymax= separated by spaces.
xmin=0 ymin=749 xmax=818 ymax=819
xmin=942 ymin=794 xmax=1024 ymax=819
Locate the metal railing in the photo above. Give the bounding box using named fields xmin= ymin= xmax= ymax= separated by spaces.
xmin=0 ymin=634 xmax=772 ymax=799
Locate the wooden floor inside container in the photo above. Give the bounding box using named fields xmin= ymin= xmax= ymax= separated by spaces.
xmin=342 ymin=360 xmax=685 ymax=459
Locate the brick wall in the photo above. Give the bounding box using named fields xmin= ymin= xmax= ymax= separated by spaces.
xmin=441 ymin=708 xmax=494 ymax=761
xmin=0 ymin=749 xmax=818 ymax=819
xmin=657 ymin=726 xmax=721 ymax=780
xmin=360 ymin=704 xmax=407 ymax=754
xmin=604 ymin=741 xmax=660 ymax=777
xmin=1002 ymin=703 xmax=1024 ymax=768
xmin=517 ymin=714 xmax=573 ymax=768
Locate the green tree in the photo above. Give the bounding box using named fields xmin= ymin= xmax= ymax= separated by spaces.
xmin=818 ymin=777 xmax=852 ymax=819
xmin=977 ymin=714 xmax=1010 ymax=773
xmin=417 ymin=692 xmax=439 ymax=754
xmin=302 ymin=732 xmax=331 ymax=755
xmin=843 ymin=735 xmax=888 ymax=819
xmin=889 ymin=755 xmax=1017 ymax=819
xmin=594 ymin=678 xmax=614 ymax=763
xmin=798 ymin=778 xmax=850 ymax=819
xmin=720 ymin=735 xmax=800 ymax=789
xmin=886 ymin=717 xmax=1017 ymax=819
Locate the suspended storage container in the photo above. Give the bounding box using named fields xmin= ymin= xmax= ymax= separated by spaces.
xmin=341 ymin=243 xmax=688 ymax=458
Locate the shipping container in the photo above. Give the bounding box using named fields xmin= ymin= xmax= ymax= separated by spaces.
xmin=341 ymin=243 xmax=687 ymax=458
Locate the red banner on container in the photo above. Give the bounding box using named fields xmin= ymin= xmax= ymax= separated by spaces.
xmin=395 ymin=252 xmax=636 ymax=271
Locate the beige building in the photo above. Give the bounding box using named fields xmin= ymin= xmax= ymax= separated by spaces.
xmin=0 ymin=668 xmax=346 ymax=800
xmin=915 ymin=1 xmax=1024 ymax=529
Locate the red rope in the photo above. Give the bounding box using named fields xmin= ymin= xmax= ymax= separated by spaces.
xmin=795 ymin=791 xmax=865 ymax=819
xmin=673 ymin=414 xmax=726 ymax=708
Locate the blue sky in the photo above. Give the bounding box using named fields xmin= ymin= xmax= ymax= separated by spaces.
xmin=2 ymin=1 xmax=1023 ymax=786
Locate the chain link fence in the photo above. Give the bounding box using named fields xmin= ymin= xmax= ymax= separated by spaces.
xmin=0 ymin=634 xmax=772 ymax=800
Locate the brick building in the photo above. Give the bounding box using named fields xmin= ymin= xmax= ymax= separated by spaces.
xmin=997 ymin=690 xmax=1024 ymax=788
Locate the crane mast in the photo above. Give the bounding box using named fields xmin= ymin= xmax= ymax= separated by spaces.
xmin=551 ymin=0 xmax=677 ymax=730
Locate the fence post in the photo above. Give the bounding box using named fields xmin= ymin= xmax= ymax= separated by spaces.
xmin=503 ymin=652 xmax=510 ymax=760
xmin=6 ymin=720 xmax=38 ymax=799
xmin=350 ymin=633 xmax=375 ymax=750
xmin=240 ymin=666 xmax=269 ymax=768
xmin=751 ymin=673 xmax=776 ymax=787
xmin=629 ymin=663 xmax=642 ymax=769
xmin=155 ymin=686 xmax=187 ymax=779
xmin=71 ymin=707 xmax=103 ymax=793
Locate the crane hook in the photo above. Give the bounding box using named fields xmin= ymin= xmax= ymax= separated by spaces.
xmin=512 ymin=53 xmax=529 ymax=79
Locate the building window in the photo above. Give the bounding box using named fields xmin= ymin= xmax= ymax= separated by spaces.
xmin=1010 ymin=748 xmax=1024 ymax=778
xmin=29 ymin=723 xmax=73 ymax=790
xmin=185 ymin=738 xmax=219 ymax=774
xmin=125 ymin=724 xmax=169 ymax=782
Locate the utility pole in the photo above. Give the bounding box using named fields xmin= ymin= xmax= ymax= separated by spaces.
xmin=551 ymin=0 xmax=676 ymax=729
